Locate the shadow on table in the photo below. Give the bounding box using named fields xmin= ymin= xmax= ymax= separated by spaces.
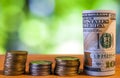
xmin=79 ymin=69 xmax=86 ymax=76
xmin=0 ymin=70 xmax=3 ymax=75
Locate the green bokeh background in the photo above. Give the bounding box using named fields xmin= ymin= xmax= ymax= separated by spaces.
xmin=0 ymin=0 xmax=119 ymax=54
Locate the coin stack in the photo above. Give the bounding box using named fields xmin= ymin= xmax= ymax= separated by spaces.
xmin=29 ymin=60 xmax=52 ymax=76
xmin=3 ymin=51 xmax=28 ymax=76
xmin=54 ymin=56 xmax=80 ymax=76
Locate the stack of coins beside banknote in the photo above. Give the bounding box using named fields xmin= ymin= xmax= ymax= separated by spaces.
xmin=3 ymin=51 xmax=28 ymax=76
xmin=54 ymin=56 xmax=80 ymax=76
xmin=29 ymin=60 xmax=52 ymax=76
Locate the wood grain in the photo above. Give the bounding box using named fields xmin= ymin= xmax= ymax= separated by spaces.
xmin=0 ymin=54 xmax=120 ymax=78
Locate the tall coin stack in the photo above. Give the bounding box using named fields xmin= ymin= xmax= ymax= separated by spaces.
xmin=29 ymin=60 xmax=52 ymax=76
xmin=54 ymin=56 xmax=80 ymax=76
xmin=3 ymin=51 xmax=28 ymax=76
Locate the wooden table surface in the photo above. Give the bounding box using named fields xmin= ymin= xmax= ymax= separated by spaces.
xmin=0 ymin=54 xmax=120 ymax=78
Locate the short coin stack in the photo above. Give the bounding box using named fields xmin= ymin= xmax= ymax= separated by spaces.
xmin=29 ymin=60 xmax=52 ymax=76
xmin=3 ymin=51 xmax=28 ymax=76
xmin=54 ymin=56 xmax=80 ymax=76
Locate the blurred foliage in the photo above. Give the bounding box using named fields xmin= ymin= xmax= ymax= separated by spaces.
xmin=0 ymin=0 xmax=119 ymax=54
